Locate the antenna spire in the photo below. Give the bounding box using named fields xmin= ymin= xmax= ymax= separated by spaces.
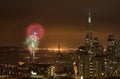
xmin=88 ymin=11 xmax=91 ymax=23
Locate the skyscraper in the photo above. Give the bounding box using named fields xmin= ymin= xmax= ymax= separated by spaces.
xmin=86 ymin=12 xmax=94 ymax=60
xmin=76 ymin=12 xmax=95 ymax=79
xmin=86 ymin=11 xmax=93 ymax=48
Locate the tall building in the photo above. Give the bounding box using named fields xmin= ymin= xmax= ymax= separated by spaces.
xmin=86 ymin=12 xmax=93 ymax=54
xmin=107 ymin=35 xmax=116 ymax=55
xmin=86 ymin=12 xmax=93 ymax=44
xmin=93 ymin=37 xmax=104 ymax=56
xmin=76 ymin=46 xmax=89 ymax=79
xmin=76 ymin=12 xmax=105 ymax=79
xmin=86 ymin=12 xmax=95 ymax=78
xmin=105 ymin=35 xmax=120 ymax=77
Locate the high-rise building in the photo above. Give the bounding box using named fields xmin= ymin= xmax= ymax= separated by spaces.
xmin=77 ymin=12 xmax=105 ymax=79
xmin=86 ymin=12 xmax=94 ymax=57
xmin=76 ymin=46 xmax=89 ymax=79
xmin=107 ymin=35 xmax=116 ymax=55
xmin=93 ymin=37 xmax=104 ymax=56
xmin=105 ymin=35 xmax=120 ymax=77
xmin=85 ymin=12 xmax=96 ymax=78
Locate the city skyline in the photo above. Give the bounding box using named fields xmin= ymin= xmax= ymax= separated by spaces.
xmin=0 ymin=0 xmax=120 ymax=48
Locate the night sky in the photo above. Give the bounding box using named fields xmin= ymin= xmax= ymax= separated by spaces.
xmin=0 ymin=0 xmax=120 ymax=48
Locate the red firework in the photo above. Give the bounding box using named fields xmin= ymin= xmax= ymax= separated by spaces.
xmin=26 ymin=24 xmax=44 ymax=40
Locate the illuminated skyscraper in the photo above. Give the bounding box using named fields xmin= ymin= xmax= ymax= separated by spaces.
xmin=76 ymin=46 xmax=89 ymax=79
xmin=105 ymin=35 xmax=120 ymax=77
xmin=86 ymin=12 xmax=95 ymax=78
xmin=86 ymin=12 xmax=94 ymax=60
xmin=86 ymin=12 xmax=93 ymax=48
xmin=77 ymin=12 xmax=107 ymax=79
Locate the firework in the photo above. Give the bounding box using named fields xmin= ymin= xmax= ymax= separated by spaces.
xmin=25 ymin=24 xmax=44 ymax=63
xmin=26 ymin=24 xmax=44 ymax=40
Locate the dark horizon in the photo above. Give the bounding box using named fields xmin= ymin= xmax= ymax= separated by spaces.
xmin=0 ymin=0 xmax=120 ymax=48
